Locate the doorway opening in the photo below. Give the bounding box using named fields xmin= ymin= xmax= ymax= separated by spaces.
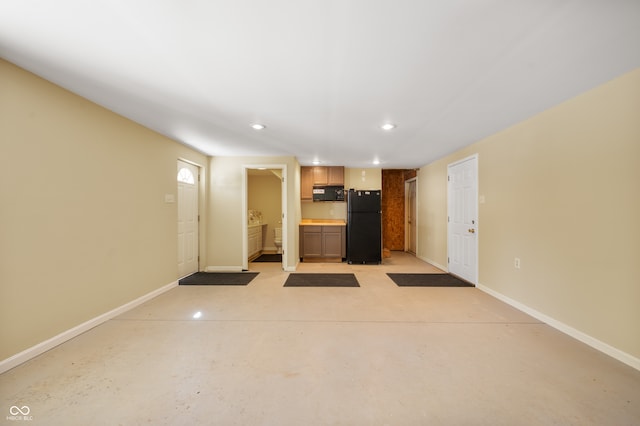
xmin=381 ymin=169 xmax=418 ymax=258
xmin=242 ymin=165 xmax=287 ymax=271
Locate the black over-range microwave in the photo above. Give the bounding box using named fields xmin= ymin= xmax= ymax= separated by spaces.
xmin=312 ymin=185 xmax=345 ymax=202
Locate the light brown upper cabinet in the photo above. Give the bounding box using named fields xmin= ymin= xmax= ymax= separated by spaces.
xmin=301 ymin=166 xmax=345 ymax=200
xmin=328 ymin=166 xmax=344 ymax=185
xmin=301 ymin=167 xmax=314 ymax=200
xmin=312 ymin=166 xmax=328 ymax=185
xmin=313 ymin=166 xmax=344 ymax=186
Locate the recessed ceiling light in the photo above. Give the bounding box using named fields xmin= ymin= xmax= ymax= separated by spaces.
xmin=251 ymin=124 xmax=266 ymax=130
xmin=381 ymin=123 xmax=396 ymax=131
xmin=312 ymin=160 xmax=321 ymax=165
xmin=373 ymin=159 xmax=381 ymax=165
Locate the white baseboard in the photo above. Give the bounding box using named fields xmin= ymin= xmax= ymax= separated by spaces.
xmin=0 ymin=280 xmax=178 ymax=374
xmin=418 ymin=255 xmax=448 ymax=272
xmin=205 ymin=266 xmax=243 ymax=272
xmin=477 ymin=282 xmax=640 ymax=372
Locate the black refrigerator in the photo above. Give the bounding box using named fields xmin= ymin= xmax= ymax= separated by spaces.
xmin=347 ymin=189 xmax=382 ymax=264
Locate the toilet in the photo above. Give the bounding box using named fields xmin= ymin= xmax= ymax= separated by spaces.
xmin=274 ymin=227 xmax=282 ymax=254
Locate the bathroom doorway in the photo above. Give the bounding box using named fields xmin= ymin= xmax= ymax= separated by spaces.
xmin=243 ymin=165 xmax=286 ymax=270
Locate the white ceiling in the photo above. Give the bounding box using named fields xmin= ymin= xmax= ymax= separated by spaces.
xmin=2 ymin=1 xmax=639 ymax=168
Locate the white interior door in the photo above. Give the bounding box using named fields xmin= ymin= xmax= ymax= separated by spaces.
xmin=405 ymin=179 xmax=417 ymax=254
xmin=178 ymin=160 xmax=199 ymax=278
xmin=448 ymin=155 xmax=478 ymax=284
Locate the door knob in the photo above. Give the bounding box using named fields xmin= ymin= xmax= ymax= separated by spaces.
xmin=468 ymin=228 xmax=475 ymax=233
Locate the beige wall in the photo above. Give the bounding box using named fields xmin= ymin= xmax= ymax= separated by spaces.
xmin=0 ymin=59 xmax=208 ymax=360
xmin=301 ymin=201 xmax=347 ymax=221
xmin=207 ymin=156 xmax=301 ymax=270
xmin=418 ymin=68 xmax=640 ymax=359
xmin=345 ymin=168 xmax=382 ymax=190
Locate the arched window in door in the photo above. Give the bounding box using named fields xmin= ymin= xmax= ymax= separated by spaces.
xmin=177 ymin=167 xmax=195 ymax=184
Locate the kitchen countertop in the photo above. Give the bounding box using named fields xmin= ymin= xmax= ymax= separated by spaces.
xmin=300 ymin=219 xmax=346 ymax=226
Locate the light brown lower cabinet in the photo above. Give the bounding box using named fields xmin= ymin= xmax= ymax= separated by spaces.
xmin=248 ymin=225 xmax=263 ymax=260
xmin=299 ymin=225 xmax=346 ymax=261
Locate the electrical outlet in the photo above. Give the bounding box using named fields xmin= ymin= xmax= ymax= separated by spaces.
xmin=514 ymin=257 xmax=521 ymax=269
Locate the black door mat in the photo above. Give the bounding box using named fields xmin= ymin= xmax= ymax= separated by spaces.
xmin=179 ymin=272 xmax=259 ymax=286
xmin=252 ymin=254 xmax=282 ymax=262
xmin=284 ymin=273 xmax=360 ymax=287
xmin=387 ymin=273 xmax=474 ymax=287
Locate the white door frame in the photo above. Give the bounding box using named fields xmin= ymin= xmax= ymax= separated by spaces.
xmin=241 ymin=164 xmax=288 ymax=271
xmin=447 ymin=154 xmax=478 ymax=284
xmin=404 ymin=177 xmax=418 ymax=254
